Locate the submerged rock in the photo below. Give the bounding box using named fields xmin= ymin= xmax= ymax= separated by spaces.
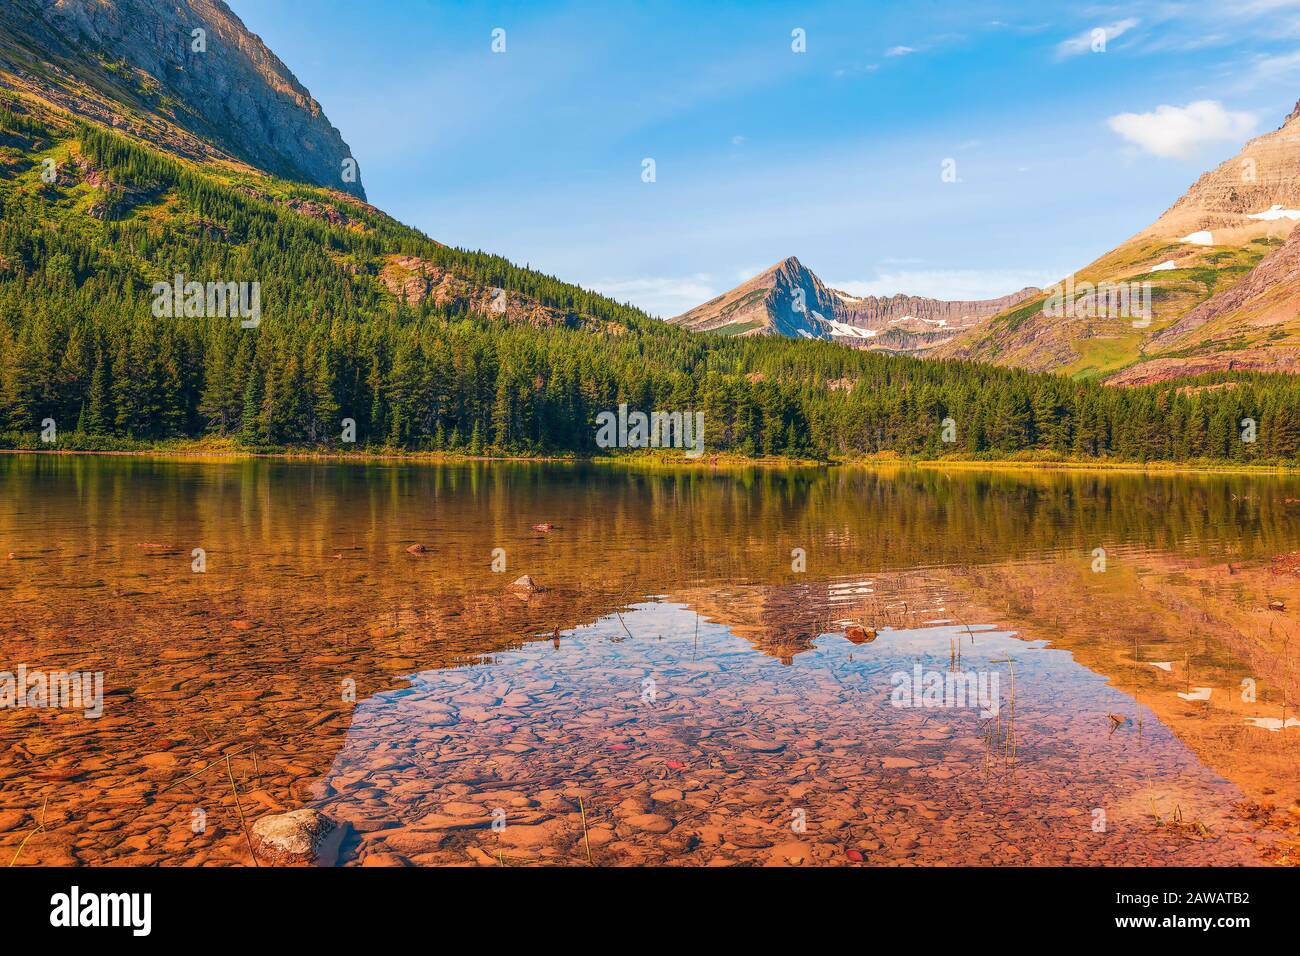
xmin=509 ymin=575 xmax=543 ymax=592
xmin=251 ymin=809 xmax=344 ymax=866
xmin=845 ymin=625 xmax=877 ymax=644
xmin=405 ymin=543 xmax=430 ymax=554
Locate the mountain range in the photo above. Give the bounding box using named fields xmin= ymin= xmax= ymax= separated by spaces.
xmin=676 ymin=104 xmax=1300 ymax=384
xmin=669 ymin=256 xmax=1038 ymax=357
xmin=2 ymin=0 xmax=1300 ymax=467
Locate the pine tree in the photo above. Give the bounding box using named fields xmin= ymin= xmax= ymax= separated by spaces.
xmin=240 ymin=366 xmax=265 ymax=445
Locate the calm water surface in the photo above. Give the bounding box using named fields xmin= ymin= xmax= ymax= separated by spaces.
xmin=1 ymin=457 xmax=1297 ymax=866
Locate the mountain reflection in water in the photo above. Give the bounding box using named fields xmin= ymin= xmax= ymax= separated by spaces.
xmin=0 ymin=457 xmax=1296 ymax=865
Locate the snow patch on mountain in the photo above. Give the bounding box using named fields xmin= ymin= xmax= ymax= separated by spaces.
xmin=1247 ymin=204 xmax=1300 ymax=221
xmin=826 ymin=319 xmax=877 ymax=339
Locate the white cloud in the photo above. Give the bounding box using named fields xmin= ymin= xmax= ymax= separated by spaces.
xmin=586 ymin=274 xmax=718 ymax=318
xmin=1055 ymin=18 xmax=1139 ymax=58
xmin=1107 ymin=99 xmax=1257 ymax=159
xmin=885 ymin=45 xmax=915 ymax=57
xmin=828 ymin=269 xmax=1060 ymax=301
xmin=835 ymin=62 xmax=880 ymax=78
xmin=1235 ymin=49 xmax=1300 ymax=92
xmin=1227 ymin=0 xmax=1300 ymax=12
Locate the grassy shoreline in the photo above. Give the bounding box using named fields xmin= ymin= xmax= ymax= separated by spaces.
xmin=2 ymin=439 xmax=1298 ymax=476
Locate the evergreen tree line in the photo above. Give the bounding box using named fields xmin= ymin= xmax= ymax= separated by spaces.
xmin=2 ymin=115 xmax=1299 ymax=462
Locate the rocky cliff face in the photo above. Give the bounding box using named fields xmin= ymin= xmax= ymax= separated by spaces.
xmin=1142 ymin=100 xmax=1300 ymax=243
xmin=0 ymin=0 xmax=364 ymax=197
xmin=833 ymin=288 xmax=1037 ymax=325
xmin=670 ymin=256 xmax=1038 ymax=356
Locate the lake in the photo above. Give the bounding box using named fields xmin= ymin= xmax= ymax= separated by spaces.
xmin=1 ymin=455 xmax=1297 ymax=866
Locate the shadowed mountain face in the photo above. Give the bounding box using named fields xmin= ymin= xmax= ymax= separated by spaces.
xmin=939 ymin=102 xmax=1300 ymax=382
xmin=0 ymin=0 xmax=365 ymax=198
xmin=669 ymin=256 xmax=1038 ymax=357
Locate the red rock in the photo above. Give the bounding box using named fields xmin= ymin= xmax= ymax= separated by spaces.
xmin=625 ymin=813 xmax=673 ymax=834
xmin=531 ymin=523 xmax=555 ymax=532
xmin=845 ymin=848 xmax=865 ymax=862
xmin=735 ymin=736 xmax=785 ymax=753
xmin=845 ymin=625 xmax=877 ymax=645
xmin=497 ymin=819 xmax=567 ymax=847
xmin=405 ymin=544 xmax=430 ymax=554
xmin=140 ymin=752 xmax=179 ymax=771
xmin=881 ymin=756 xmax=921 ymax=769
xmin=766 ymin=841 xmax=812 ymax=865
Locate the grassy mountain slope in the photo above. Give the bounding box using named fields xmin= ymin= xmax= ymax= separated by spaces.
xmin=1108 ymin=223 xmax=1300 ymax=385
xmin=939 ymin=102 xmax=1300 ymax=381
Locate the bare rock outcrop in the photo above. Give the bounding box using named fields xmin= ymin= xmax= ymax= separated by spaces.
xmin=379 ymin=256 xmax=581 ymax=329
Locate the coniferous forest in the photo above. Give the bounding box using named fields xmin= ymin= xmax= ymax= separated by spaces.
xmin=3 ymin=104 xmax=1300 ymax=464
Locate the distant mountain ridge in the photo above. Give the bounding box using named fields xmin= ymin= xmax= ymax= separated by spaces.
xmin=670 ymin=256 xmax=1039 ymax=357
xmin=0 ymin=0 xmax=364 ymax=197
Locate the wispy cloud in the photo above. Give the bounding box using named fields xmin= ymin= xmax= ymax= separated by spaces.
xmin=1055 ymin=18 xmax=1139 ymax=58
xmin=1107 ymin=99 xmax=1257 ymax=159
xmin=885 ymin=45 xmax=915 ymax=56
xmin=1233 ymin=48 xmax=1300 ymax=92
xmin=834 ymin=62 xmax=880 ymax=77
xmin=1224 ymin=0 xmax=1300 ymax=13
xmin=828 ymin=269 xmax=1060 ymax=301
xmin=586 ymin=275 xmax=718 ymax=318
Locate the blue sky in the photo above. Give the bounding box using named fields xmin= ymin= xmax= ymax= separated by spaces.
xmin=229 ymin=0 xmax=1300 ymax=316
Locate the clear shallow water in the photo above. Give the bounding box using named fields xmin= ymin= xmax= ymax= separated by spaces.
xmin=0 ymin=456 xmax=1297 ymax=865
xmin=320 ymin=605 xmax=1264 ymax=865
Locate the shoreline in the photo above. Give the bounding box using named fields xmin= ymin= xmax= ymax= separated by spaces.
xmin=2 ymin=445 xmax=1297 ymax=476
